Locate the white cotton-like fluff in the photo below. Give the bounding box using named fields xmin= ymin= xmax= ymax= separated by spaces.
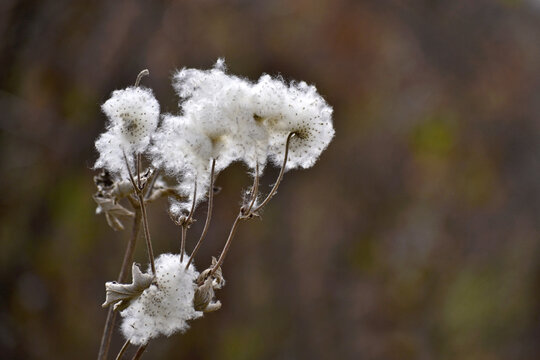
xmin=120 ymin=253 xmax=202 ymax=345
xmin=253 ymin=75 xmax=335 ymax=170
xmin=173 ymin=59 xmax=269 ymax=172
xmin=94 ymin=127 xmax=133 ymax=176
xmin=169 ymin=60 xmax=333 ymax=173
xmin=150 ymin=115 xmax=213 ymax=212
xmin=94 ymin=86 xmax=160 ymax=177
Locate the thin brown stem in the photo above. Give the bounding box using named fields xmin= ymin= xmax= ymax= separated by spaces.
xmin=138 ymin=193 xmax=156 ymax=275
xmin=98 ymin=308 xmax=117 ymax=360
xmin=211 ymin=214 xmax=242 ymax=275
xmin=144 ymin=170 xmax=159 ymax=200
xmin=186 ymin=160 xmax=216 ymax=269
xmin=118 ymin=207 xmax=142 ymax=282
xmin=98 ymin=208 xmax=142 ymax=360
xmin=180 ymin=226 xmax=187 ymax=263
xmin=210 ymin=136 xmax=293 ymax=275
xmin=132 ymin=344 xmax=148 ymax=360
xmin=136 ymin=154 xmax=142 ymax=190
xmin=186 ymin=181 xmax=197 ymax=225
xmin=123 ymin=150 xmax=155 ymax=275
xmin=180 ymin=181 xmax=197 ymax=262
xmin=244 ymin=162 xmax=259 ymax=216
xmin=123 ymin=151 xmax=137 ymax=192
xmin=115 ymin=339 xmax=131 ymax=360
xmin=134 ymin=69 xmax=149 ymax=87
xmin=253 ymin=132 xmax=294 ymax=213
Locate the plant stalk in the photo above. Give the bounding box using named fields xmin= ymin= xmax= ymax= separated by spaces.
xmin=97 ymin=207 xmax=142 ymax=360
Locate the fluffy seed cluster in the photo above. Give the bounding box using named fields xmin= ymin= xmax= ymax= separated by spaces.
xmin=120 ymin=254 xmax=202 ymax=345
xmin=150 ymin=59 xmax=334 ymax=213
xmin=95 ymin=87 xmax=159 ymax=177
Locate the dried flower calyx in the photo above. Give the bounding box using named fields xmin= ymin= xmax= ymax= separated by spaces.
xmin=102 ymin=263 xmax=154 ymax=311
xmin=194 ymin=257 xmax=225 ymax=313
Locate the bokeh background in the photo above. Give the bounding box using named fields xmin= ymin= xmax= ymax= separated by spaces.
xmin=2 ymin=0 xmax=540 ymax=359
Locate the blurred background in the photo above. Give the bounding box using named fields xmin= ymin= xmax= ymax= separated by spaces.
xmin=1 ymin=0 xmax=540 ymax=359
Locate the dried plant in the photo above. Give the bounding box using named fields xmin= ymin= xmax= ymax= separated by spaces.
xmin=93 ymin=60 xmax=334 ymax=359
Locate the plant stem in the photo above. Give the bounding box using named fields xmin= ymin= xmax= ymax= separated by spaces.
xmin=210 ymin=214 xmax=241 ymax=275
xmin=180 ymin=182 xmax=197 ymax=263
xmin=115 ymin=339 xmax=130 ymax=360
xmin=211 ymin=134 xmax=292 ymax=274
xmin=253 ymin=132 xmax=293 ymax=213
xmin=134 ymin=69 xmax=149 ymax=87
xmin=186 ymin=159 xmax=216 ymax=269
xmin=180 ymin=226 xmax=187 ymax=263
xmin=144 ymin=170 xmax=159 ymax=201
xmin=243 ymin=162 xmax=259 ymax=215
xmin=132 ymin=344 xmax=148 ymax=360
xmin=136 ymin=154 xmax=142 ymax=190
xmin=97 ymin=208 xmax=142 ymax=360
xmin=138 ymin=192 xmax=156 ymax=275
xmin=123 ymin=150 xmax=156 ymax=275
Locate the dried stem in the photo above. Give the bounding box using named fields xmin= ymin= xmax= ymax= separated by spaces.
xmin=134 ymin=69 xmax=149 ymax=87
xmin=97 ymin=207 xmax=142 ymax=360
xmin=136 ymin=154 xmax=142 ymax=190
xmin=186 ymin=159 xmax=216 ymax=269
xmin=123 ymin=151 xmax=156 ymax=275
xmin=123 ymin=151 xmax=138 ymax=191
xmin=115 ymin=339 xmax=131 ymax=360
xmin=253 ymin=132 xmax=294 ymax=213
xmin=132 ymin=344 xmax=148 ymax=360
xmin=211 ymin=214 xmax=241 ymax=275
xmin=211 ymin=135 xmax=292 ymax=274
xmin=180 ymin=226 xmax=187 ymax=263
xmin=180 ymin=182 xmax=197 ymax=262
xmin=243 ymin=162 xmax=259 ymax=215
xmin=144 ymin=170 xmax=159 ymax=200
xmin=138 ymin=192 xmax=156 ymax=275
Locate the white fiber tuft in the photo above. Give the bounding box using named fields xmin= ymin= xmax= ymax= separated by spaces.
xmin=94 ymin=86 xmax=160 ymax=178
xmin=120 ymin=253 xmax=202 ymax=345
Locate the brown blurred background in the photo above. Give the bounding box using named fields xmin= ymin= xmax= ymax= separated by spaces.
xmin=1 ymin=0 xmax=540 ymax=359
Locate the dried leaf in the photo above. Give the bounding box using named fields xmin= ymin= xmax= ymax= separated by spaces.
xmin=102 ymin=263 xmax=154 ymax=311
xmin=194 ymin=278 xmax=222 ymax=312
xmin=93 ymin=195 xmax=135 ymax=231
xmin=105 ymin=212 xmax=125 ymax=231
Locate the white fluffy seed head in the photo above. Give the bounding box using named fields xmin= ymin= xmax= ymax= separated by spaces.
xmin=120 ymin=253 xmax=202 ymax=345
xmin=150 ymin=115 xmax=213 ymax=213
xmin=253 ymin=76 xmax=334 ymax=170
xmin=101 ymin=87 xmax=160 ymax=151
xmin=173 ymin=60 xmax=270 ymax=172
xmin=94 ymin=86 xmax=160 ymax=177
xmin=94 ymin=127 xmax=134 ymax=177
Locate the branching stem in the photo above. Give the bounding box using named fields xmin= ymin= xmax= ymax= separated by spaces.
xmin=180 ymin=182 xmax=197 ymax=262
xmin=253 ymin=132 xmax=294 ymax=213
xmin=211 ymin=134 xmax=292 ymax=274
xmin=144 ymin=170 xmax=159 ymax=201
xmin=211 ymin=214 xmax=242 ymax=275
xmin=186 ymin=159 xmax=216 ymax=269
xmin=97 ymin=207 xmax=142 ymax=360
xmin=123 ymin=151 xmax=156 ymax=275
xmin=138 ymin=192 xmax=156 ymax=275
xmin=243 ymin=162 xmax=259 ymax=215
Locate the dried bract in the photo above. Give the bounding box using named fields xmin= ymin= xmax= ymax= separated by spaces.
xmin=102 ymin=263 xmax=154 ymax=311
